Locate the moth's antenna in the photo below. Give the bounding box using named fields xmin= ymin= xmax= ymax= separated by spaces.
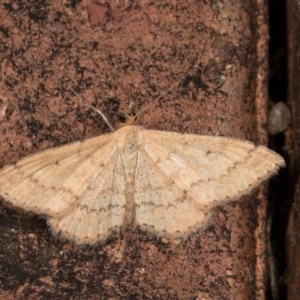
xmin=69 ymin=87 xmax=115 ymax=132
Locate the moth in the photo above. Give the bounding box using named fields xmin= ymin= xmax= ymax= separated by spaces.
xmin=0 ymin=118 xmax=285 ymax=244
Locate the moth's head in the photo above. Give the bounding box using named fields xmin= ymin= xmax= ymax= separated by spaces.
xmin=117 ymin=100 xmax=138 ymax=128
xmin=117 ymin=113 xmax=137 ymax=128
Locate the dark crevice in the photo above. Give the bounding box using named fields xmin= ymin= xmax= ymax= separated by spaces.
xmin=268 ymin=0 xmax=288 ymax=299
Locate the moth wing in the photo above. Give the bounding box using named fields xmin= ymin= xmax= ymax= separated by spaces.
xmin=48 ymin=149 xmax=127 ymax=245
xmin=0 ymin=134 xmax=121 ymax=218
xmin=134 ymin=130 xmax=285 ymax=236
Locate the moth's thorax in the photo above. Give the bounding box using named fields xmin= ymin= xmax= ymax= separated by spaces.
xmin=114 ymin=125 xmax=140 ymax=153
xmin=114 ymin=125 xmax=140 ymax=179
